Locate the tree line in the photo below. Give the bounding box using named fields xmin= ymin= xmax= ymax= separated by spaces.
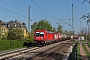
xmin=1 ymin=19 xmax=74 ymax=40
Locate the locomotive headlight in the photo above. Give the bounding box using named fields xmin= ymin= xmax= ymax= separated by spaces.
xmin=41 ymin=37 xmax=44 ymax=40
xmin=36 ymin=37 xmax=38 ymax=39
xmin=41 ymin=37 xmax=43 ymax=39
xmin=41 ymin=37 xmax=42 ymax=39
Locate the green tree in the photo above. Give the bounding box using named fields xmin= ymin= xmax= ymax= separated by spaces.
xmin=0 ymin=25 xmax=2 ymax=39
xmin=1 ymin=33 xmax=8 ymax=40
xmin=69 ymin=31 xmax=73 ymax=35
xmin=8 ymin=28 xmax=24 ymax=40
xmin=52 ymin=27 xmax=57 ymax=32
xmin=8 ymin=29 xmax=15 ymax=40
xmin=31 ymin=22 xmax=37 ymax=33
xmin=57 ymin=24 xmax=62 ymax=33
xmin=63 ymin=30 xmax=70 ymax=35
xmin=36 ymin=20 xmax=52 ymax=31
xmin=31 ymin=22 xmax=37 ymax=40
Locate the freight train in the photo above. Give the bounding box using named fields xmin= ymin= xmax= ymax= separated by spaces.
xmin=34 ymin=30 xmax=71 ymax=45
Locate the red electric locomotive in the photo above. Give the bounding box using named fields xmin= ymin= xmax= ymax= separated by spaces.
xmin=34 ymin=30 xmax=59 ymax=45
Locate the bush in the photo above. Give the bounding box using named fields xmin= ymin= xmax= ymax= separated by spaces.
xmin=0 ymin=40 xmax=29 ymax=51
xmin=0 ymin=40 xmax=10 ymax=51
xmin=10 ymin=40 xmax=24 ymax=49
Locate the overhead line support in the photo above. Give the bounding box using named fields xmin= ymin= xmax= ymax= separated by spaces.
xmin=72 ymin=0 xmax=74 ymax=34
xmin=28 ymin=6 xmax=30 ymax=33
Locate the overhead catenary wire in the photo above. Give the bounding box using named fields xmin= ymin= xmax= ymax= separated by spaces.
xmin=0 ymin=0 xmax=77 ymax=31
xmin=32 ymin=0 xmax=62 ymax=29
xmin=73 ymin=4 xmax=82 ymax=32
xmin=31 ymin=0 xmax=56 ymax=23
xmin=82 ymin=0 xmax=89 ymax=4
xmin=0 ymin=6 xmax=27 ymax=18
xmin=13 ymin=0 xmax=45 ymax=20
xmin=31 ymin=0 xmax=74 ymax=31
xmin=36 ymin=0 xmax=58 ymax=20
xmin=31 ymin=7 xmax=45 ymax=18
xmin=13 ymin=0 xmax=28 ymax=6
xmin=35 ymin=0 xmax=73 ymax=28
xmin=13 ymin=0 xmax=56 ymax=24
xmin=0 ymin=0 xmax=25 ymax=12
xmin=36 ymin=0 xmax=71 ymax=28
xmin=13 ymin=0 xmax=72 ymax=26
xmin=59 ymin=19 xmax=72 ymax=27
xmin=0 ymin=0 xmax=43 ymax=21
xmin=73 ymin=8 xmax=78 ymax=21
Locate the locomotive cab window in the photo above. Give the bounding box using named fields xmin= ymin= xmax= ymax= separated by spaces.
xmin=40 ymin=32 xmax=44 ymax=36
xmin=35 ymin=32 xmax=44 ymax=36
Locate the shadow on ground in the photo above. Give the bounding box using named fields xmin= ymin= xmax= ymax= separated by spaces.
xmin=23 ymin=42 xmax=35 ymax=47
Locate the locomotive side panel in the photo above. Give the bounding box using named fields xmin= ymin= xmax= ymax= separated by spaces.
xmin=46 ymin=33 xmax=54 ymax=41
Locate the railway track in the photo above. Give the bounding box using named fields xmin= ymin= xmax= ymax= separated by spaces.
xmin=0 ymin=40 xmax=71 ymax=60
xmin=0 ymin=47 xmax=40 ymax=60
xmin=17 ymin=40 xmax=71 ymax=60
xmin=30 ymin=43 xmax=70 ymax=60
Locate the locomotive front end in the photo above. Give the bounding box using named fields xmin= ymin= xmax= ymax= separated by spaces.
xmin=34 ymin=31 xmax=45 ymax=44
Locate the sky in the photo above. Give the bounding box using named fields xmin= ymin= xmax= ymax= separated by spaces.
xmin=0 ymin=0 xmax=90 ymax=34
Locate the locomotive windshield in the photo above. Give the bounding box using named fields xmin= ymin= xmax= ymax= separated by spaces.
xmin=35 ymin=32 xmax=44 ymax=36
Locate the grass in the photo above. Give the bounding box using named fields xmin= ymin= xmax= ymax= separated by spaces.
xmin=88 ymin=43 xmax=90 ymax=48
xmin=78 ymin=43 xmax=82 ymax=60
xmin=81 ymin=40 xmax=90 ymax=48
xmin=80 ymin=40 xmax=90 ymax=48
xmin=82 ymin=44 xmax=90 ymax=60
xmin=87 ymin=40 xmax=90 ymax=48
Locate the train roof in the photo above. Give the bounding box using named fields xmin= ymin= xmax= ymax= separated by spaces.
xmin=35 ymin=30 xmax=54 ymax=33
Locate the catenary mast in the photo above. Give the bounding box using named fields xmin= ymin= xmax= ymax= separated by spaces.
xmin=28 ymin=6 xmax=30 ymax=33
xmin=72 ymin=0 xmax=74 ymax=34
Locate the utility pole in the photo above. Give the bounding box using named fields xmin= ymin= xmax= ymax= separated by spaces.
xmin=87 ymin=19 xmax=90 ymax=40
xmin=28 ymin=6 xmax=30 ymax=33
xmin=80 ymin=21 xmax=82 ymax=36
xmin=72 ymin=0 xmax=74 ymax=34
xmin=86 ymin=27 xmax=87 ymax=41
